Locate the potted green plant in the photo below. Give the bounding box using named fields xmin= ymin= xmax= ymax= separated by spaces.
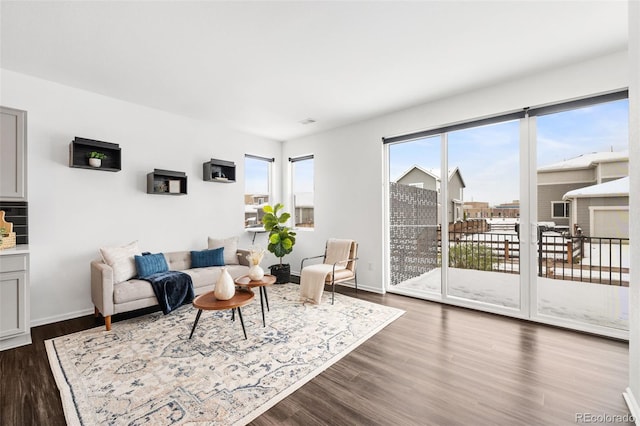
xmin=87 ymin=151 xmax=107 ymax=167
xmin=262 ymin=203 xmax=296 ymax=283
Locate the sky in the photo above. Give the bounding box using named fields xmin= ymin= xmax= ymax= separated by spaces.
xmin=389 ymin=99 xmax=629 ymax=206
xmin=245 ymin=157 xmax=270 ymax=195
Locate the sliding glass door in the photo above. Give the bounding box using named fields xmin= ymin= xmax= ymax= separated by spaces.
xmin=533 ymin=98 xmax=629 ymax=333
xmin=385 ymin=92 xmax=629 ymax=337
xmin=446 ymin=120 xmax=522 ymax=311
xmin=387 ymin=136 xmax=442 ymax=297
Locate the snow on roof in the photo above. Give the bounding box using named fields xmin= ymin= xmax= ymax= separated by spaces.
xmin=538 ymin=151 xmax=628 ymax=172
xmin=563 ymin=177 xmax=629 ymax=199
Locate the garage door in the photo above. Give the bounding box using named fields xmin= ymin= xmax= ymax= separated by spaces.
xmin=591 ymin=208 xmax=629 ymax=238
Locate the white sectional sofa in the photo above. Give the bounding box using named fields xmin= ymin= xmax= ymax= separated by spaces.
xmin=91 ymin=247 xmax=250 ymax=330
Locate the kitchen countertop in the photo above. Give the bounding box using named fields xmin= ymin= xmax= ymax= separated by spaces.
xmin=0 ymin=244 xmax=30 ymax=256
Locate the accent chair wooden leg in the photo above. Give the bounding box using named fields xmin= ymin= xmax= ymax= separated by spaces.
xmin=94 ymin=306 xmax=99 ymax=317
xmin=105 ymin=315 xmax=112 ymax=331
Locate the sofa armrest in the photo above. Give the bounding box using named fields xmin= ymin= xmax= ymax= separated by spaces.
xmin=237 ymin=249 xmax=250 ymax=267
xmin=91 ymin=259 xmax=115 ymax=317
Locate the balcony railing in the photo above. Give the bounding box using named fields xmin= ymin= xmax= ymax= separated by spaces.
xmin=446 ymin=230 xmax=629 ymax=286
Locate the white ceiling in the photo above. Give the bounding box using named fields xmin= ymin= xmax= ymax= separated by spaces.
xmin=0 ymin=1 xmax=628 ymax=141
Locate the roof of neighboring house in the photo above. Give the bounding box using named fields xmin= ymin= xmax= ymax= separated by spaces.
xmin=538 ymin=150 xmax=628 ymax=173
xmin=395 ymin=165 xmax=439 ymax=182
xmin=395 ymin=165 xmax=466 ymax=187
xmin=562 ymin=176 xmax=629 ymax=199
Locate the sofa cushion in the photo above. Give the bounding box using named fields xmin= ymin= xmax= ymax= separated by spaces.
xmin=208 ymin=236 xmax=239 ymax=264
xmin=191 ymin=247 xmax=224 ymax=268
xmin=163 ymin=251 xmax=191 ymax=271
xmin=134 ymin=253 xmax=169 ymax=278
xmin=113 ymin=279 xmax=155 ymax=304
xmin=100 ymin=241 xmax=142 ymax=283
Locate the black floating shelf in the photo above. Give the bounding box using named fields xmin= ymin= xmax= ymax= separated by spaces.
xmin=69 ymin=137 xmax=121 ymax=171
xmin=203 ymin=158 xmax=236 ymax=182
xmin=147 ymin=169 xmax=187 ymax=195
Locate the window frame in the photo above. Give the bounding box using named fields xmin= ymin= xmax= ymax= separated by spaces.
xmin=551 ymin=201 xmax=570 ymax=219
xmin=243 ymin=154 xmax=274 ymax=229
xmin=290 ymin=154 xmax=315 ymax=230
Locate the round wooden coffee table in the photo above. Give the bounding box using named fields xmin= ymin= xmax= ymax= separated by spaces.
xmin=189 ymin=289 xmax=255 ymax=340
xmin=234 ymin=275 xmax=276 ymax=327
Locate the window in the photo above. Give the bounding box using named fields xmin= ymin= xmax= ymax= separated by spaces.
xmin=551 ymin=201 xmax=570 ymax=218
xmin=290 ymin=155 xmax=314 ymax=229
xmin=244 ymin=155 xmax=273 ymax=228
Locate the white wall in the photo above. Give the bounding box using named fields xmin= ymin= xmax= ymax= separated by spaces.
xmin=282 ymin=50 xmax=629 ymax=294
xmin=0 ymin=69 xmax=282 ymax=325
xmin=0 ymin=49 xmax=631 ymax=333
xmin=625 ymin=0 xmax=640 ymax=419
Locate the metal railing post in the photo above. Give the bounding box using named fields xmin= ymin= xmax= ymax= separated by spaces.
xmin=538 ymin=227 xmax=543 ymax=277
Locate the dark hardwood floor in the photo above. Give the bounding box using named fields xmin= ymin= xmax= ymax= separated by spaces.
xmin=0 ymin=287 xmax=632 ymax=426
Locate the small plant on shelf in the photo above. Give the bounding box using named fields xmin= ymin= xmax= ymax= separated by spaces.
xmin=87 ymin=151 xmax=107 ymax=167
xmin=87 ymin=151 xmax=107 ymax=160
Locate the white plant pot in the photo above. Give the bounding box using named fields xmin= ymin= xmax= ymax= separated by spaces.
xmin=248 ymin=265 xmax=264 ymax=281
xmin=214 ymin=268 xmax=235 ymax=300
xmin=89 ymin=158 xmax=102 ymax=167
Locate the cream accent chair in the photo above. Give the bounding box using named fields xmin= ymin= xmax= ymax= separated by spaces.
xmin=300 ymin=239 xmax=358 ymax=304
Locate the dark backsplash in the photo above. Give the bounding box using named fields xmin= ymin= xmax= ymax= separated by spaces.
xmin=0 ymin=201 xmax=28 ymax=244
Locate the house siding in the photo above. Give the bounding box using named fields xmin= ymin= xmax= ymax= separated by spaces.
xmin=599 ymin=160 xmax=628 ymax=181
xmin=448 ymin=173 xmax=464 ymax=223
xmin=574 ymin=196 xmax=629 ymax=237
xmin=538 ymin=168 xmax=596 ymax=185
xmin=397 ymin=169 xmax=438 ymax=191
xmin=537 ymin=182 xmax=586 ymax=225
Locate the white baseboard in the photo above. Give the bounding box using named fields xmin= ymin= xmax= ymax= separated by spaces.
xmin=623 ymin=387 xmax=640 ymax=425
xmin=291 ymin=273 xmax=383 ymax=295
xmin=350 ymin=283 xmax=384 ymax=294
xmin=31 ymin=307 xmax=95 ymax=328
xmin=0 ymin=333 xmax=32 ymax=351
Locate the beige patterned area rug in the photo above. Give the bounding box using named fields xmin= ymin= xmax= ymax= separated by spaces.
xmin=46 ymin=284 xmax=404 ymax=425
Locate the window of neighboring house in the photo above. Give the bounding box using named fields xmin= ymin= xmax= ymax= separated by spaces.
xmin=409 ymin=182 xmax=424 ymax=189
xmin=290 ymin=155 xmax=314 ymax=229
xmin=244 ymin=154 xmax=273 ymax=229
xmin=551 ymin=201 xmax=570 ymax=218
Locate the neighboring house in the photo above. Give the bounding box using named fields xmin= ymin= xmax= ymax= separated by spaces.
xmin=537 ymin=151 xmax=628 ymax=231
xmin=492 ymin=200 xmax=520 ymax=218
xmin=463 ymin=201 xmax=490 ymax=219
xmin=562 ymin=176 xmax=629 ymax=238
xmin=464 ymin=200 xmax=520 ymax=219
xmin=293 ymin=192 xmax=314 ymax=227
xmin=244 ymin=194 xmax=269 ymax=227
xmin=395 ymin=165 xmax=466 ymax=224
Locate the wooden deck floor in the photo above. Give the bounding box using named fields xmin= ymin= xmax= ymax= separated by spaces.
xmin=0 ymin=287 xmax=632 ymax=426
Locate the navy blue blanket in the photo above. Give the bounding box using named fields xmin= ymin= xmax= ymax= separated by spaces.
xmin=140 ymin=271 xmax=194 ymax=315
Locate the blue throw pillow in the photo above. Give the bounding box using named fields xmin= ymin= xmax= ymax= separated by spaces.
xmin=135 ymin=253 xmax=169 ymax=278
xmin=191 ymin=247 xmax=224 ymax=268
